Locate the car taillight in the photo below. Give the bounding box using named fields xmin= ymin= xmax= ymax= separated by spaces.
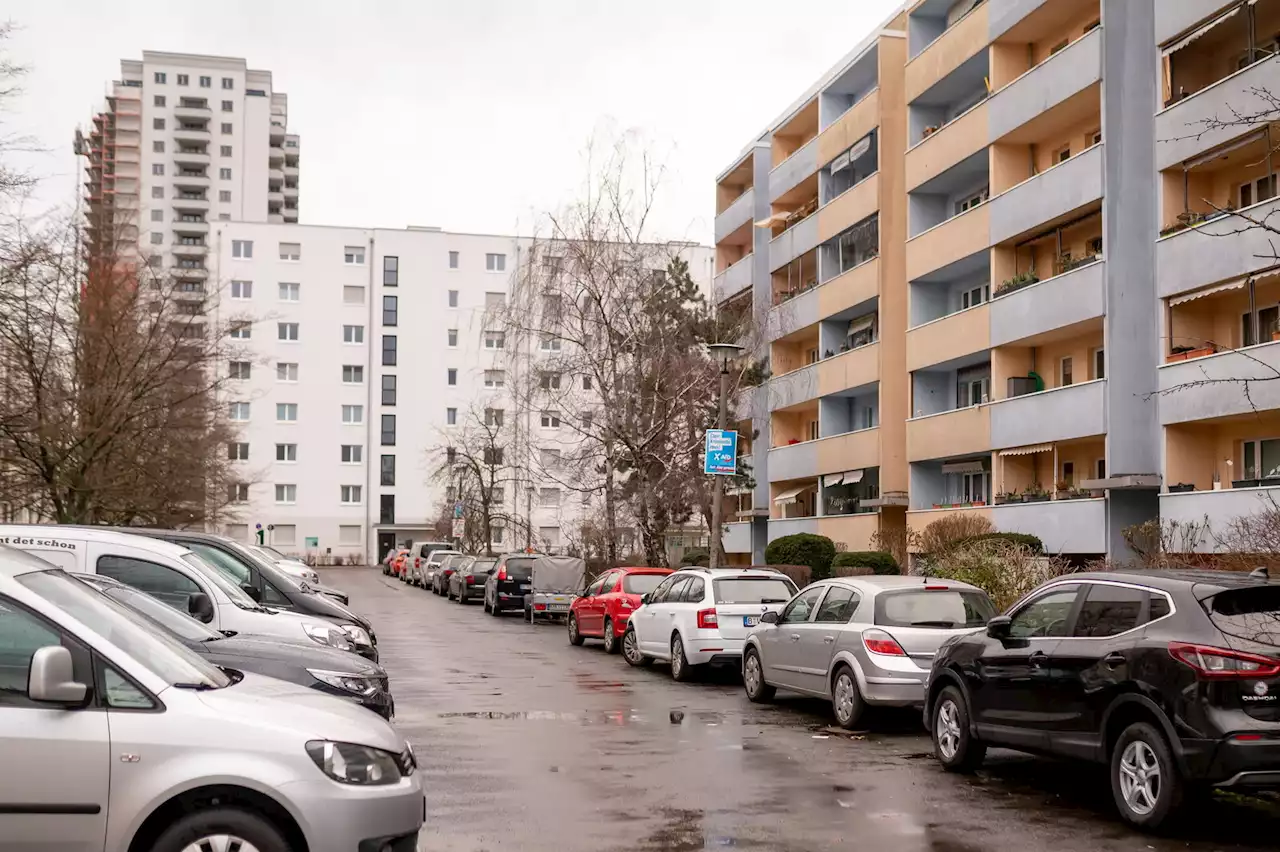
xmin=467 ymin=575 xmax=478 ymax=584
xmin=1168 ymin=642 xmax=1280 ymax=679
xmin=415 ymin=558 xmax=421 ymax=568
xmin=497 ymin=567 xmax=507 ymax=581
xmin=863 ymin=629 xmax=907 ymax=656
xmin=924 ymin=585 xmax=948 ymax=591
xmin=697 ymin=608 xmax=718 ymax=629
xmin=534 ymin=603 xmax=547 ymax=611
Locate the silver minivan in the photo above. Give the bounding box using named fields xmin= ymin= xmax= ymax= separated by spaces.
xmin=0 ymin=546 xmax=424 ymax=852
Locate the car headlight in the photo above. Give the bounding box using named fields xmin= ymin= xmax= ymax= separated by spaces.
xmin=305 ymin=740 xmax=403 ymax=785
xmin=308 ymin=668 xmax=379 ymax=697
xmin=303 ymin=623 xmax=353 ymax=651
xmin=307 ymin=570 xmax=320 ymax=585
xmin=341 ymin=624 xmax=372 ymax=647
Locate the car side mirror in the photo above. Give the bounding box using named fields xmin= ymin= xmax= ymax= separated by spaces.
xmin=188 ymin=591 xmax=215 ymax=623
xmin=760 ymin=611 xmax=779 ymax=625
xmin=986 ymin=615 xmax=1012 ymax=639
xmin=28 ymin=645 xmax=88 ymax=705
xmin=640 ymin=593 xmax=650 ymax=605
xmin=240 ymin=584 xmax=262 ymax=603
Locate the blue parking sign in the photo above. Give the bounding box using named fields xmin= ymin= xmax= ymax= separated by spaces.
xmin=704 ymin=429 xmax=738 ymax=476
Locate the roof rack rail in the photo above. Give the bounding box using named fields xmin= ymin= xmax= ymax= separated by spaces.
xmin=674 ymin=565 xmax=784 ymax=574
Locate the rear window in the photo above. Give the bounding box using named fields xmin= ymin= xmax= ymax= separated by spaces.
xmin=714 ymin=577 xmax=797 ymax=605
xmin=1207 ymin=587 xmax=1280 ymax=646
xmin=623 ymin=574 xmax=667 ymax=595
xmin=875 ymin=589 xmax=995 ymax=629
xmin=504 ymin=558 xmax=534 ymax=581
xmin=469 ymin=559 xmax=497 ymax=574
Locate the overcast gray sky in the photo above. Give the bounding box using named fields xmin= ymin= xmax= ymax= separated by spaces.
xmin=7 ymin=0 xmax=902 ymax=243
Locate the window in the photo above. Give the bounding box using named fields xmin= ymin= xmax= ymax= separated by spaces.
xmin=1090 ymin=128 xmax=1102 ymax=146
xmin=151 ymin=209 xmax=164 ymax=222
xmin=152 ymin=186 xmax=164 ymax=199
xmin=582 ymin=375 xmax=593 ymax=390
xmin=380 ymin=494 xmax=395 ymax=525
xmin=218 ymin=214 xmax=230 ymax=221
xmin=152 ymin=163 xmax=165 ymax=176
xmin=383 ymin=256 xmax=398 ymax=286
xmin=446 ymin=368 xmax=457 ymax=386
xmin=276 ymin=403 xmax=298 ymax=422
xmin=582 ymin=412 xmax=594 ymax=431
xmin=341 ymin=404 xmax=364 ymax=424
xmin=275 ymin=443 xmax=297 ymax=462
xmin=439 ymin=329 xmax=455 ymax=350
xmin=780 ymin=586 xmax=825 ymax=623
xmin=380 ymin=455 xmax=396 ymax=486
xmin=344 ymin=245 xmax=366 ymax=265
xmin=150 ymin=233 xmax=164 ymax=246
xmin=229 ymin=483 xmax=250 ymax=503
xmin=380 ymin=374 xmax=397 ymax=406
xmin=340 ymin=485 xmax=362 ymax=505
xmin=1049 ymin=39 xmax=1069 ymax=55
xmin=1060 ymin=356 xmax=1073 ymax=387
xmin=278 ymin=322 xmax=299 ymax=341
xmin=961 ymin=284 xmax=988 ymax=310
xmin=540 ymin=449 xmax=562 ymax=470
xmin=220 ymin=123 xmax=232 ymax=135
xmin=485 ymin=408 xmax=505 ymax=427
xmin=1054 ymin=145 xmax=1071 ymax=164
xmin=382 ymin=335 xmax=397 ymax=366
xmin=153 ymin=94 xmax=167 ymax=107
xmin=815 ymin=587 xmax=858 ymax=623
xmin=485 ymin=253 xmax=507 ymax=272
xmin=152 ymin=140 xmax=167 ymax=155
xmin=98 ymin=555 xmax=206 ymax=616
xmin=484 ymin=331 xmax=506 ymax=349
xmin=540 ymin=372 xmax=562 ymax=390
xmin=221 ymin=100 xmax=233 ymax=112
xmin=1092 ymin=348 xmax=1105 ymax=380
xmin=342 ymin=365 xmax=364 ymax=384
xmin=491 ymin=526 xmax=505 ymax=545
xmin=229 ymin=322 xmax=251 ymax=340
xmin=1062 ymin=461 xmax=1075 ymax=486
xmin=278 ymin=282 xmax=300 ymax=301
xmin=229 ymin=360 xmax=251 ymax=380
xmin=809 ymin=419 xmax=820 ymax=441
xmin=221 ymin=77 xmax=233 ymax=90
xmin=230 ymin=280 xmax=252 ymax=299
xmin=1242 ymin=438 xmax=1280 ymax=479
xmin=200 ymin=75 xmax=211 ymax=88
xmin=448 ymin=289 xmax=459 ymax=308
xmin=219 ymin=190 xmax=232 ymax=203
xmin=484 ymin=447 xmax=505 ymax=465
xmin=956 ymin=369 xmax=990 ymax=406
xmin=177 ymin=73 xmax=189 ymax=86
xmin=539 ymin=488 xmax=561 ymax=508
xmin=483 ymin=370 xmax=505 ymax=388
xmin=381 ymin=414 xmax=396 ymax=446
xmin=485 ymin=291 xmax=505 ymax=309
xmin=1239 ymin=175 xmax=1278 ymax=209
xmin=154 ymin=72 xmax=167 ymax=84
xmin=227 ymin=442 xmax=249 ymax=461
xmin=540 ymin=410 xmax=561 ymax=429
xmin=228 ymin=402 xmax=250 ymax=421
xmin=276 ymin=362 xmax=298 ymax=382
xmin=278 ymin=241 xmax=300 ymax=261
xmin=341 ymin=444 xmax=363 ymax=464
xmin=1243 ymin=305 xmax=1280 ymax=346
xmin=382 ymin=295 xmax=398 ymax=326
xmin=539 ymin=333 xmax=561 ymax=352
xmin=1074 ymin=584 xmax=1145 ymax=638
xmin=1009 ymin=586 xmax=1080 ymax=638
xmin=219 ymin=167 xmax=232 ymax=180
xmin=274 ymin=484 xmax=297 ymax=504
xmin=343 ymin=325 xmax=364 ymax=344
xmin=221 ymin=145 xmax=232 ymax=157
xmin=343 ymin=285 xmax=365 ymax=304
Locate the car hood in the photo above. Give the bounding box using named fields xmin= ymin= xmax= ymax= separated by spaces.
xmin=187 ymin=671 xmax=404 ymax=752
xmin=296 ymin=586 xmax=368 ymax=627
xmin=207 ymin=634 xmax=383 ymax=675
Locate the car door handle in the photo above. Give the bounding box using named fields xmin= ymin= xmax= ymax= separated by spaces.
xmin=1103 ymin=653 xmax=1126 ymax=668
xmin=1028 ymin=651 xmax=1047 ymax=667
xmin=789 ymin=633 xmax=801 ymax=642
xmin=823 ymin=635 xmax=835 ymax=644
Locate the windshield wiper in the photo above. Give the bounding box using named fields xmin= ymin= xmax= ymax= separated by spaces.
xmin=172 ymin=681 xmax=217 ymax=690
xmin=760 ymin=598 xmax=788 ymax=604
xmin=911 ymin=620 xmax=959 ymax=628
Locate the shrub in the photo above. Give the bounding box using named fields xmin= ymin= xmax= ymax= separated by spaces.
xmin=832 ymin=563 xmax=874 ymax=577
xmin=918 ymin=513 xmax=994 ymax=555
xmin=831 ymin=551 xmax=900 ymax=575
xmin=926 ymin=541 xmax=1075 ymax=610
xmin=680 ymin=548 xmax=710 ymax=567
xmin=768 ymin=564 xmax=813 ymax=587
xmin=765 ymin=533 xmax=836 ymax=580
xmin=959 ymin=532 xmax=1044 ymax=555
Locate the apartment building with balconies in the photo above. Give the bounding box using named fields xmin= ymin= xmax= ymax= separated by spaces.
xmin=716 ymin=0 xmax=1280 ymax=563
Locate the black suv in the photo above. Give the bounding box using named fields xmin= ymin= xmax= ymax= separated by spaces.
xmin=925 ymin=569 xmax=1280 ymax=831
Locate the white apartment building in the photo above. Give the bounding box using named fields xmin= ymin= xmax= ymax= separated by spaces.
xmin=209 ymin=222 xmax=713 ymax=562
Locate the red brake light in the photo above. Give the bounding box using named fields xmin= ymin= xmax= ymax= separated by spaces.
xmin=1169 ymin=642 xmax=1280 ymax=679
xmin=534 ymin=603 xmax=547 ymax=611
xmin=415 ymin=558 xmax=421 ymax=568
xmin=697 ymin=608 xmax=719 ymax=629
xmin=467 ymin=575 xmax=478 ymax=584
xmin=497 ymin=567 xmax=507 ymax=581
xmin=924 ymin=585 xmax=949 ymax=591
xmin=863 ymin=628 xmax=907 ymax=656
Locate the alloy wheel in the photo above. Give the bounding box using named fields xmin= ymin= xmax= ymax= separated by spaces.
xmin=744 ymin=652 xmax=762 ymax=695
xmin=603 ymin=619 xmax=616 ymax=653
xmin=671 ymin=637 xmax=684 ymax=678
xmin=623 ymin=629 xmax=639 ymax=662
xmin=834 ymin=672 xmax=857 ymax=724
xmin=935 ymin=699 xmax=961 ymax=761
xmin=1119 ymin=740 xmax=1161 ymax=816
xmin=181 ymin=837 xmax=260 ymax=852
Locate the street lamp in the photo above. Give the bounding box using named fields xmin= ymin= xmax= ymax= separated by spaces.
xmin=707 ymin=342 xmax=744 ymax=570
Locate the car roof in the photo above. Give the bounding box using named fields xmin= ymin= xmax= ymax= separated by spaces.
xmin=675 ymin=566 xmax=790 ymax=578
xmin=1063 ymin=569 xmax=1280 ymax=594
xmin=615 ymin=566 xmax=672 ymax=574
xmin=827 ymin=574 xmax=982 ymax=592
xmin=0 ymin=524 xmax=194 ymax=560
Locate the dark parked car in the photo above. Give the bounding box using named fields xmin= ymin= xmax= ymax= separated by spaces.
xmin=450 ymin=556 xmax=497 ymax=603
xmin=432 ymin=553 xmax=469 ymax=596
xmin=925 ymin=569 xmax=1280 ymax=830
xmin=76 ymin=574 xmax=394 ymax=718
xmin=484 ymin=553 xmax=538 ymax=616
xmin=90 ymin=527 xmax=378 ymax=661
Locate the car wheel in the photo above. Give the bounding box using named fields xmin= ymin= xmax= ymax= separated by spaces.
xmin=831 ymin=666 xmax=865 ymax=730
xmin=670 ymin=634 xmax=698 ymax=682
xmin=1112 ymin=721 xmax=1183 ymax=831
xmin=458 ymin=588 xmax=467 ymax=604
xmin=932 ymin=685 xmax=986 ymax=773
xmin=483 ymin=597 xmax=491 ymax=614
xmin=623 ymin=625 xmax=653 ymax=667
xmin=568 ymin=614 xmax=585 ymax=646
xmin=525 ymin=607 xmax=533 ymax=622
xmin=743 ymin=647 xmax=775 ymax=702
xmin=602 ymin=618 xmax=619 ymax=654
xmin=150 ymin=807 xmax=289 ymax=852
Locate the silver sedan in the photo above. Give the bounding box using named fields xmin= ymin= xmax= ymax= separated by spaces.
xmin=742 ymin=575 xmax=995 ymax=728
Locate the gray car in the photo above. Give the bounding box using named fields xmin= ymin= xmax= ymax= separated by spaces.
xmin=742 ymin=575 xmax=996 ymax=728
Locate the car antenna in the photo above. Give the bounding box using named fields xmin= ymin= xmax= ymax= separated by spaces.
xmin=1251 ymin=565 xmax=1270 ymax=580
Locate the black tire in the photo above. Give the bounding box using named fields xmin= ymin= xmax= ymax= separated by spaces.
xmin=931 ymin=685 xmax=986 ymax=773
xmin=831 ymin=665 xmax=865 ymax=730
xmin=670 ymin=633 xmax=698 ymax=682
xmin=1111 ymin=721 xmax=1184 ymax=831
xmin=150 ymin=807 xmax=289 ymax=852
xmin=568 ymin=614 xmax=585 ymax=646
xmin=602 ymin=618 xmax=619 ymax=654
xmin=457 ymin=587 xmax=467 ymax=604
xmin=742 ymin=647 xmax=775 ymax=702
xmin=622 ymin=625 xmax=653 ymax=667
xmin=525 ymin=607 xmax=532 ymax=622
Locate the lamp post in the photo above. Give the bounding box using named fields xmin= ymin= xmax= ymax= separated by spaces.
xmin=707 ymin=342 xmax=744 ymax=570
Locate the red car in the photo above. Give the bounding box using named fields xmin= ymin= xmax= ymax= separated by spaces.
xmin=569 ymin=567 xmax=672 ymax=654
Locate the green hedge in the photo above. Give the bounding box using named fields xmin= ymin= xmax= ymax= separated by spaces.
xmin=680 ymin=548 xmax=710 ymax=567
xmin=959 ymin=532 xmax=1044 ymax=554
xmin=831 ymin=551 xmax=900 ymax=575
xmin=765 ymin=533 xmax=836 ymax=580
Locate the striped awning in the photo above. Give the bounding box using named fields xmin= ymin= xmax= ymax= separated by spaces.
xmin=1163 ymin=3 xmax=1243 ymax=55
xmin=1169 ymin=277 xmax=1247 ymax=306
xmin=773 ymin=486 xmax=807 ymax=505
xmin=941 ymin=460 xmax=986 ymax=474
xmin=999 ymin=444 xmax=1054 ymax=457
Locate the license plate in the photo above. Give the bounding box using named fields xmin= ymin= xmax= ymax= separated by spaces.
xmin=743 ymin=615 xmax=760 ymax=627
xmin=520 ymin=584 xmax=531 ymax=591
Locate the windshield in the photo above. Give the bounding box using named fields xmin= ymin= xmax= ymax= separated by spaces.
xmin=624 ymin=573 xmax=667 ymax=595
xmin=19 ymin=570 xmax=230 ymax=688
xmin=714 ymin=577 xmax=798 ymax=604
xmin=181 ymin=553 xmax=261 ymax=609
xmin=260 ymin=545 xmax=286 ymax=559
xmin=1207 ymin=587 xmax=1280 ymax=646
xmin=875 ymin=589 xmax=995 ymax=629
xmin=91 ymin=581 xmax=222 ymax=643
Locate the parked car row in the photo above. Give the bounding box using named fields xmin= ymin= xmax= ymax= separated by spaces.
xmin=0 ymin=524 xmax=423 ymax=851
xmin=408 ymin=551 xmax=1280 ymax=832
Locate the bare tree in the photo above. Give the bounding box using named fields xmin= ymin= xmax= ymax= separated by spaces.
xmin=0 ymin=24 xmax=35 ymax=201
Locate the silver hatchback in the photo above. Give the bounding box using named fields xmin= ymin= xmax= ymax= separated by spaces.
xmin=742 ymin=575 xmax=995 ymax=728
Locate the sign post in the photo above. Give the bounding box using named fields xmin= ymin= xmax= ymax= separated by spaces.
xmin=703 ymin=429 xmax=739 ymax=476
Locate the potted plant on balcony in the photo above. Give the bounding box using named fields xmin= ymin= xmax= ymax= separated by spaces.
xmin=923 ymin=125 xmax=939 ymax=138
xmin=1167 ymin=482 xmax=1195 ymax=493
xmin=1021 ymin=483 xmax=1050 ymax=503
xmin=995 ymin=269 xmax=1039 ymax=297
xmin=994 ymin=490 xmax=1019 ymax=505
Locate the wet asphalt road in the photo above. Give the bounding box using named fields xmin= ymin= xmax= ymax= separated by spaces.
xmin=322 ymin=567 xmax=1280 ymax=852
